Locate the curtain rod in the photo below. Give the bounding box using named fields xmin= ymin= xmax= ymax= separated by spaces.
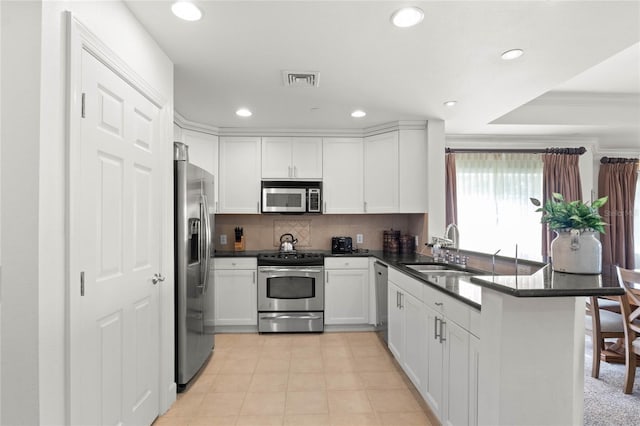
xmin=600 ymin=156 xmax=639 ymax=164
xmin=445 ymin=147 xmax=586 ymax=155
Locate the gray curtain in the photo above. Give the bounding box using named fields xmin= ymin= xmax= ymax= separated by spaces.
xmin=598 ymin=157 xmax=639 ymax=283
xmin=541 ymin=148 xmax=584 ymax=260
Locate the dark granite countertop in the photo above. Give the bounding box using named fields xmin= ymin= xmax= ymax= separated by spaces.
xmin=469 ymin=266 xmax=625 ymax=298
xmin=212 ymin=249 xmax=623 ymax=309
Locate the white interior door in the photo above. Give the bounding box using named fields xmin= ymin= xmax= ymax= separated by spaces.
xmin=71 ymin=50 xmax=161 ymax=426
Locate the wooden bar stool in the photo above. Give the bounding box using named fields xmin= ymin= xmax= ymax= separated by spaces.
xmin=585 ymin=296 xmax=625 ymax=378
xmin=615 ymin=266 xmax=640 ymax=394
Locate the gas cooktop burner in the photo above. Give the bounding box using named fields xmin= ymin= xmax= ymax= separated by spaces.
xmin=258 ymin=252 xmax=324 ymax=266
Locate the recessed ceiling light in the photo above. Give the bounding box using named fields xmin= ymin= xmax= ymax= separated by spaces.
xmin=236 ymin=108 xmax=252 ymax=117
xmin=391 ymin=7 xmax=424 ymax=28
xmin=351 ymin=110 xmax=366 ymax=118
xmin=444 ymin=100 xmax=457 ymax=107
xmin=501 ymin=49 xmax=524 ymax=60
xmin=171 ymin=1 xmax=202 ymax=21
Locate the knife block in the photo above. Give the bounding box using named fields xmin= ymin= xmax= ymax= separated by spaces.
xmin=234 ymin=236 xmax=245 ymax=252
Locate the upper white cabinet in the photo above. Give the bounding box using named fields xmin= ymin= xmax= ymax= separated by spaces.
xmin=262 ymin=137 xmax=322 ymax=179
xmin=398 ymin=129 xmax=428 ymax=213
xmin=219 ymin=136 xmax=261 ymax=213
xmin=322 ymin=138 xmax=364 ymax=213
xmin=180 ymin=128 xmax=219 ymax=211
xmin=364 ymin=132 xmax=399 ymax=213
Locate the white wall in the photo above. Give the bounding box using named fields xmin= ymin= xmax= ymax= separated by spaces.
xmin=1 ymin=3 xmax=43 ymax=424
xmin=1 ymin=1 xmax=174 ymax=424
xmin=427 ymin=120 xmax=446 ymax=240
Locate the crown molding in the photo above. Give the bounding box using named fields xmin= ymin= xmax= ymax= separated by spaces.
xmin=174 ymin=111 xmax=220 ymax=135
xmin=594 ymin=148 xmax=640 ymax=158
xmin=534 ymin=91 xmax=640 ymax=107
xmin=173 ymin=115 xmax=427 ymax=138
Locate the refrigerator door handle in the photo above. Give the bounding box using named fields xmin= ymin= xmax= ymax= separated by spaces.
xmin=201 ymin=194 xmax=212 ymax=293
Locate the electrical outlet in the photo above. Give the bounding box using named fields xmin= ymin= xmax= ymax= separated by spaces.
xmin=220 ymin=234 xmax=227 ymax=245
xmin=356 ymin=234 xmax=364 ymax=244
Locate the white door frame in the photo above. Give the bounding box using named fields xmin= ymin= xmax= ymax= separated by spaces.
xmin=65 ymin=12 xmax=174 ymax=423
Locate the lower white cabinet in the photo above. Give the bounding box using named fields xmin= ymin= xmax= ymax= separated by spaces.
xmin=388 ymin=267 xmax=479 ymax=426
xmin=213 ymin=258 xmax=257 ymax=326
xmin=424 ymin=287 xmax=477 ymax=426
xmin=324 ymin=257 xmax=369 ymax=324
xmin=469 ymin=335 xmax=480 ymax=426
xmin=424 ymin=304 xmax=444 ymax=415
xmin=388 ymin=281 xmax=427 ymax=393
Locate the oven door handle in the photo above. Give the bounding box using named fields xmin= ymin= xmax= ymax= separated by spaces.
xmin=259 ymin=268 xmax=322 ymax=274
xmin=260 ymin=314 xmax=323 ymax=320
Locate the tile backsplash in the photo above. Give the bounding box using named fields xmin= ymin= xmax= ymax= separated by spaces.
xmin=214 ymin=213 xmax=428 ymax=252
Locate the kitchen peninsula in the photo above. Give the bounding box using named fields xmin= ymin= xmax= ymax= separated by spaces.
xmin=379 ymin=251 xmax=622 ymax=425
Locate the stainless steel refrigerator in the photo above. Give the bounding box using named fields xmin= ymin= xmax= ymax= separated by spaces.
xmin=174 ymin=142 xmax=214 ymax=389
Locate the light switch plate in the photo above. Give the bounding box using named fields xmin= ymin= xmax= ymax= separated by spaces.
xmin=356 ymin=234 xmax=364 ymax=244
xmin=220 ymin=234 xmax=227 ymax=245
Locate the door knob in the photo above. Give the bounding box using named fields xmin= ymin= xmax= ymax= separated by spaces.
xmin=152 ymin=273 xmax=166 ymax=285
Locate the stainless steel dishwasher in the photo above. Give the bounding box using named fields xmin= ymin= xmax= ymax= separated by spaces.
xmin=374 ymin=261 xmax=389 ymax=344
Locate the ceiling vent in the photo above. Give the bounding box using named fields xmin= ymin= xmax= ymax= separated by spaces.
xmin=282 ymin=71 xmax=320 ymax=88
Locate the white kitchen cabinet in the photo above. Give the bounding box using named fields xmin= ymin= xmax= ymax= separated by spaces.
xmin=322 ymin=138 xmax=364 ymax=213
xmin=364 ymin=132 xmax=398 ymax=212
xmin=468 ymin=334 xmax=480 ymax=426
xmin=181 ymin=129 xmax=219 ymax=211
xmin=213 ymin=258 xmax=257 ymax=326
xmin=443 ymin=319 xmax=470 ymax=426
xmin=262 ymin=137 xmax=322 ymax=179
xmin=423 ymin=284 xmax=476 ymax=426
xmin=398 ymin=129 xmax=428 ymax=213
xmin=387 ymin=279 xmax=426 ymax=393
xmin=218 ymin=137 xmax=261 ymax=213
xmin=388 ymin=282 xmax=403 ymax=360
xmin=424 ymin=304 xmax=444 ymax=414
xmin=324 ymin=257 xmax=369 ymax=324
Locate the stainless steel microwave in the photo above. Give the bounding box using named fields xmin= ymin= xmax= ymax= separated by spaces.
xmin=261 ymin=181 xmax=322 ymax=214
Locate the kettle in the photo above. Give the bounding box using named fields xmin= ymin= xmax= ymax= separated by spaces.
xmin=279 ymin=233 xmax=297 ymax=252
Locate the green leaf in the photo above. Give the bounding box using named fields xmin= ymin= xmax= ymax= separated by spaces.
xmin=530 ymin=197 xmax=541 ymax=207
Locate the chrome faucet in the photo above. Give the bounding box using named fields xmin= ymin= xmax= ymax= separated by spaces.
xmin=445 ymin=223 xmax=459 ymax=249
xmin=492 ymin=249 xmax=501 ymax=276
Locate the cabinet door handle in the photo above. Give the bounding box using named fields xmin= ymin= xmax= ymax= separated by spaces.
xmin=396 ymin=291 xmax=400 ymax=308
xmin=324 ymin=201 xmax=327 ymax=213
xmin=326 ymin=271 xmax=329 ymax=283
xmin=434 ymin=317 xmax=440 ymax=340
xmin=257 ymin=201 xmax=260 ymax=213
xmin=435 ymin=302 xmax=443 ymax=307
xmin=400 ymin=293 xmax=404 ymax=310
xmin=364 ymin=201 xmax=367 ymax=212
xmin=294 ymin=166 xmax=297 ymax=177
xmin=252 ymin=271 xmax=256 ymax=283
xmin=439 ymin=319 xmax=447 ymax=343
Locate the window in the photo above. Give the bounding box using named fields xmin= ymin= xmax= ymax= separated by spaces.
xmin=455 ymin=153 xmax=543 ymax=259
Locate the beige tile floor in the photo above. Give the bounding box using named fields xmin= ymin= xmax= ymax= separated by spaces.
xmin=154 ymin=332 xmax=438 ymax=426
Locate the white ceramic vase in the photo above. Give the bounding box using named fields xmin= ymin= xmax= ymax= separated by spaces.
xmin=550 ymin=229 xmax=602 ymax=274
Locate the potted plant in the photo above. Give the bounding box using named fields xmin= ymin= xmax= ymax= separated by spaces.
xmin=530 ymin=193 xmax=608 ymax=274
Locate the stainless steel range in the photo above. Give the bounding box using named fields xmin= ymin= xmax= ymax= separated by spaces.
xmin=257 ymin=252 xmax=324 ymax=333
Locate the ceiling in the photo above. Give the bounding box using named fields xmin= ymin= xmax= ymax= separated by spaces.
xmin=124 ymin=1 xmax=640 ymax=150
